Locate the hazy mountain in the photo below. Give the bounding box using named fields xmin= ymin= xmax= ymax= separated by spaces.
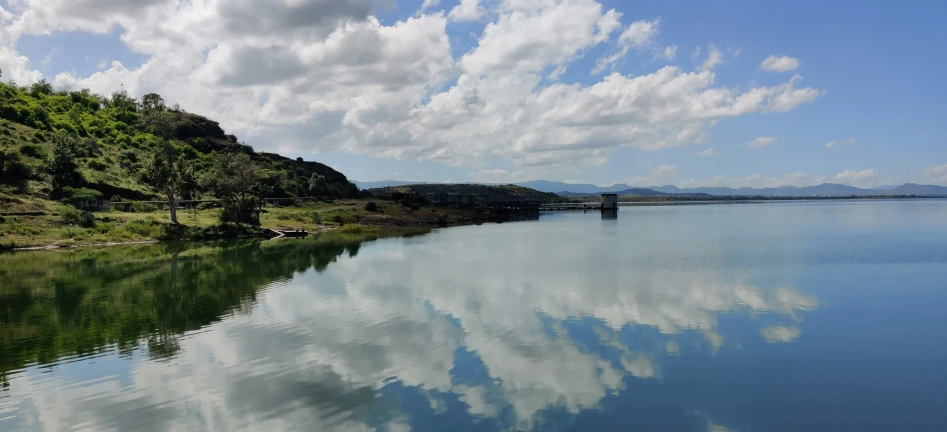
xmin=879 ymin=183 xmax=947 ymax=196
xmin=649 ymin=183 xmax=947 ymax=197
xmin=561 ymin=188 xmax=713 ymax=198
xmin=515 ymin=181 xmax=632 ymax=194
xmin=360 ymin=180 xmax=947 ymax=197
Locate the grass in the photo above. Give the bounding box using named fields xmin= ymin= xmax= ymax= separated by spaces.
xmin=0 ymin=198 xmax=478 ymax=250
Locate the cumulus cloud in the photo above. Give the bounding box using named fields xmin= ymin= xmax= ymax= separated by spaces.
xmin=0 ymin=0 xmax=822 ymax=179
xmin=760 ymin=326 xmax=801 ymax=343
xmin=677 ymin=172 xmax=829 ymax=189
xmin=825 ymin=137 xmax=857 ymax=149
xmin=421 ymin=0 xmax=441 ymax=12
xmin=675 ymin=168 xmax=891 ymax=189
xmin=697 ymin=148 xmax=717 ymax=157
xmin=760 ymin=55 xmax=800 ymax=72
xmin=834 ymin=168 xmax=883 ymax=188
xmin=922 ymin=164 xmax=947 ymax=185
xmin=619 ymin=19 xmax=660 ymax=47
xmin=448 ymin=0 xmax=483 ymax=22
xmin=662 ymin=44 xmax=678 ymax=60
xmin=468 ymin=169 xmax=522 ymax=183
xmin=623 ymin=165 xmax=677 ymax=186
xmin=748 ymin=136 xmax=776 ymax=149
xmin=700 ymin=44 xmax=723 ymax=70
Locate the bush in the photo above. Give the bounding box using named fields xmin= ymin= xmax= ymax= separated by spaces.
xmin=132 ymin=202 xmax=158 ymax=213
xmin=59 ymin=205 xmax=82 ymax=225
xmin=62 ymin=186 xmax=102 ymax=200
xmin=1 ymin=158 xmax=34 ymax=184
xmin=88 ymin=159 xmax=108 ymax=171
xmin=364 ymin=201 xmax=379 ymax=212
xmin=18 ymin=143 xmax=46 ymax=159
xmin=123 ymin=219 xmax=163 ymax=238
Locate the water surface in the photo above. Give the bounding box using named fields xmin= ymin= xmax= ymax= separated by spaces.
xmin=1 ymin=200 xmax=946 ymax=431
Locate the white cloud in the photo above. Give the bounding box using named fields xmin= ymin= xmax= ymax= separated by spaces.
xmin=760 ymin=55 xmax=800 ymax=72
xmin=825 ymin=137 xmax=857 ymax=149
xmin=618 ymin=19 xmax=660 ymax=47
xmin=747 ymin=136 xmax=776 ymax=149
xmin=676 ymin=168 xmax=891 ymax=189
xmin=591 ymin=16 xmax=660 ymax=74
xmin=834 ymin=168 xmax=883 ymax=188
xmin=700 ymin=44 xmax=723 ymax=71
xmin=448 ymin=0 xmax=483 ymax=22
xmin=421 ymin=0 xmax=441 ymax=12
xmin=677 ymin=172 xmax=829 ymax=189
xmin=921 ymin=164 xmax=947 ymax=185
xmin=469 ymin=169 xmax=521 ymax=183
xmin=697 ymin=148 xmax=717 ymax=157
xmin=662 ymin=44 xmax=678 ymax=60
xmin=0 ymin=0 xmax=822 ymax=180
xmin=761 ymin=326 xmax=801 ymax=343
xmin=623 ymin=165 xmax=677 ymax=186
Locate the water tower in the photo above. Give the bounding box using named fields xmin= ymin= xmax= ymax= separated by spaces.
xmin=601 ymin=193 xmax=618 ymax=210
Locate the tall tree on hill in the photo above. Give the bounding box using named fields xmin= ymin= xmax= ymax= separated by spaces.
xmin=139 ymin=93 xmax=166 ymax=113
xmin=48 ymin=132 xmax=81 ymax=198
xmin=143 ymin=141 xmax=193 ymax=224
xmin=205 ymin=152 xmax=263 ymax=224
xmin=308 ymin=174 xmax=327 ymax=199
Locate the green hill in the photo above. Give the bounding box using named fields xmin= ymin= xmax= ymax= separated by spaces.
xmin=0 ymin=79 xmax=358 ymax=205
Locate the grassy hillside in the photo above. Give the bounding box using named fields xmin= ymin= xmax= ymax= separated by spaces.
xmin=0 ymin=80 xmax=358 ymax=204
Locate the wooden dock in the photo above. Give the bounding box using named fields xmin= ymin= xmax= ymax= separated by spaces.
xmin=267 ymin=229 xmax=310 ymax=239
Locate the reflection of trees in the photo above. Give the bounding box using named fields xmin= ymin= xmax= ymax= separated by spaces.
xmin=0 ymin=235 xmax=368 ymax=384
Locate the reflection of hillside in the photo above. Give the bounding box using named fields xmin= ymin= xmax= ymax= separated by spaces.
xmin=0 ymin=236 xmax=367 ymax=383
xmin=2 ymin=225 xmax=822 ymax=431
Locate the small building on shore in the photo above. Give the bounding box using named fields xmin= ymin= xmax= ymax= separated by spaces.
xmin=601 ymin=193 xmax=618 ymax=210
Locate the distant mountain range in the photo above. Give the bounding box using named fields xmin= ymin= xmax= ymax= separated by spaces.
xmin=355 ymin=180 xmax=947 ymax=197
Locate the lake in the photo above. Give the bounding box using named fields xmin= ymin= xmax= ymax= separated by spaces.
xmin=1 ymin=200 xmax=946 ymax=431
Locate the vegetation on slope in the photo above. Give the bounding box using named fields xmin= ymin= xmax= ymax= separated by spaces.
xmin=0 ymin=78 xmax=359 ymax=205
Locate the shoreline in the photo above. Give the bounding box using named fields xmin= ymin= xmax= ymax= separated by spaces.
xmin=1 ymin=205 xmax=498 ymax=252
xmin=7 ymin=197 xmax=945 ymax=252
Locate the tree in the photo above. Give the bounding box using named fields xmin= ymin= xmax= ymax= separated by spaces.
xmin=109 ymin=88 xmax=137 ymax=120
xmin=308 ymin=174 xmax=327 ymax=198
xmin=139 ymin=93 xmax=166 ymax=113
xmin=143 ymin=141 xmax=193 ymax=224
xmin=48 ymin=132 xmax=81 ymax=197
xmin=205 ymin=152 xmax=263 ymax=224
xmin=140 ymin=110 xmax=177 ymax=140
xmin=29 ymin=79 xmax=53 ymax=98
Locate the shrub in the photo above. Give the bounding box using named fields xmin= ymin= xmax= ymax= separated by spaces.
xmin=364 ymin=201 xmax=379 ymax=212
xmin=59 ymin=205 xmax=82 ymax=225
xmin=18 ymin=143 xmax=46 ymax=159
xmin=132 ymin=202 xmax=158 ymax=213
xmin=1 ymin=158 xmax=34 ymax=184
xmin=124 ymin=219 xmax=163 ymax=238
xmin=88 ymin=159 xmax=108 ymax=171
xmin=62 ymin=186 xmax=102 ymax=200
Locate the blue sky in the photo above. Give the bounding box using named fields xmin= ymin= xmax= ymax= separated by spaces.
xmin=2 ymin=0 xmax=945 ymax=187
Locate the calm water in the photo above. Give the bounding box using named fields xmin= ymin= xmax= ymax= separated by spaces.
xmin=1 ymin=200 xmax=946 ymax=431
